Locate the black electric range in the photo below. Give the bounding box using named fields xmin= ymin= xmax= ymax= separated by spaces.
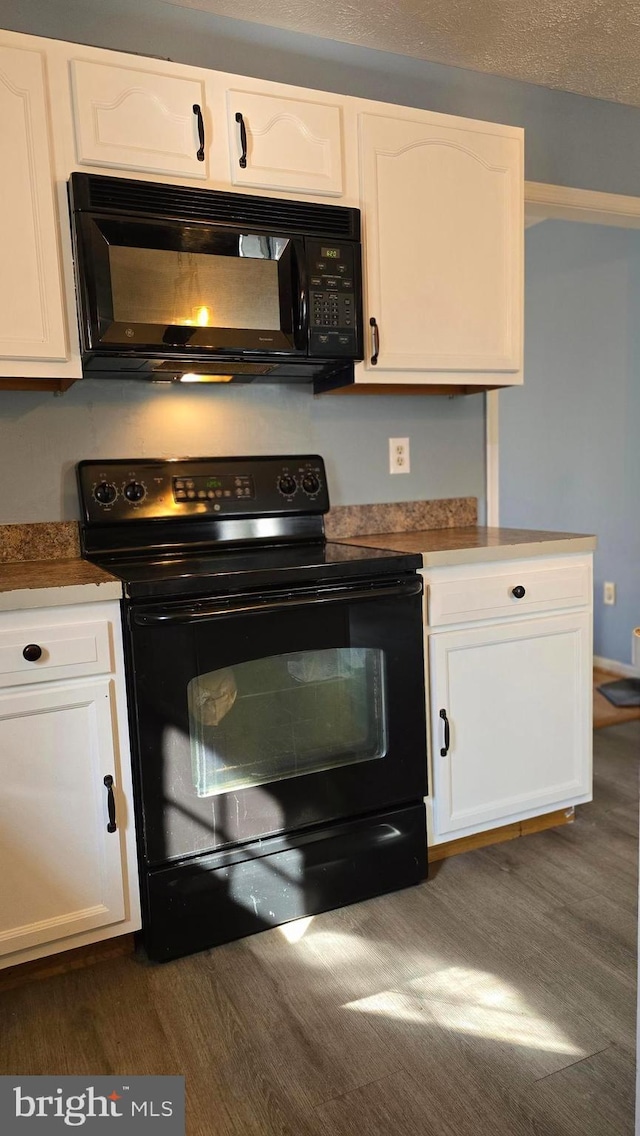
xmin=78 ymin=456 xmax=428 ymax=961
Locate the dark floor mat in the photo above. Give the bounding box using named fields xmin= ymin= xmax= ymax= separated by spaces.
xmin=597 ymin=678 xmax=640 ymax=707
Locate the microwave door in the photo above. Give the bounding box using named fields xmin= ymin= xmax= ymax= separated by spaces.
xmin=76 ymin=215 xmax=305 ymax=357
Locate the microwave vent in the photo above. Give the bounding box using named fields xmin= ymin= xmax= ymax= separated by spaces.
xmin=74 ymin=174 xmax=360 ymax=240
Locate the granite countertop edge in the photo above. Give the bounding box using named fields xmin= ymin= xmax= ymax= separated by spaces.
xmin=340 ymin=526 xmax=598 ymax=568
xmin=0 ymin=558 xmax=122 ymax=607
xmin=0 ymin=525 xmax=597 ymax=605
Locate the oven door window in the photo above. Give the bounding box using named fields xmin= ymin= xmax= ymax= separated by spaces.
xmin=130 ymin=581 xmax=426 ymax=865
xmin=187 ymin=647 xmax=387 ymax=797
xmin=79 ymin=215 xmax=302 ymax=353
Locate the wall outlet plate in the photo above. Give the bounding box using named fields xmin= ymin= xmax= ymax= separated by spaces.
xmin=389 ymin=437 xmax=410 ymax=475
xmin=603 ymin=581 xmax=616 ymax=605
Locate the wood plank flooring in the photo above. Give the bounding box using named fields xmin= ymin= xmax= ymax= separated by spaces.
xmin=593 ymin=667 xmax=640 ymax=729
xmin=0 ymin=720 xmax=637 ymax=1135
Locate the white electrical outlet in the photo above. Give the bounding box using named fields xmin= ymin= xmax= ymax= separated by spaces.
xmin=389 ymin=437 xmax=410 ymax=475
xmin=603 ymin=581 xmax=616 ymax=605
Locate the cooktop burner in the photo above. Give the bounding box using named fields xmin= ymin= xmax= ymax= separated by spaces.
xmin=77 ymin=456 xmax=421 ymax=599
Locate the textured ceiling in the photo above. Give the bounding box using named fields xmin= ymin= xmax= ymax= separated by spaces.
xmin=161 ymin=0 xmax=640 ymax=107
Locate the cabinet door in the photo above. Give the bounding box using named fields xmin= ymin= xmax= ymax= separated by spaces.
xmin=227 ymin=89 xmax=343 ymax=196
xmin=359 ymin=111 xmax=522 ymax=377
xmin=429 ymin=613 xmax=591 ymax=840
xmin=71 ymin=59 xmax=208 ymax=179
xmin=0 ymin=44 xmax=68 ymax=362
xmin=0 ymin=678 xmax=126 ymax=958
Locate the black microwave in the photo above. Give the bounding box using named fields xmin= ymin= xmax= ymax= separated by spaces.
xmin=68 ymin=173 xmax=363 ymax=388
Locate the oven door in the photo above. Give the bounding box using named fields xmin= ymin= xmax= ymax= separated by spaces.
xmin=74 ymin=213 xmax=306 ymax=356
xmin=126 ymin=576 xmax=427 ymax=867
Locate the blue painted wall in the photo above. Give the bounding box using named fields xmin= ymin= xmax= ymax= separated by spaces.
xmin=500 ymin=221 xmax=640 ymax=665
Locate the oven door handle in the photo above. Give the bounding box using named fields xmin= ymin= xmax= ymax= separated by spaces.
xmin=132 ymin=577 xmax=422 ymax=625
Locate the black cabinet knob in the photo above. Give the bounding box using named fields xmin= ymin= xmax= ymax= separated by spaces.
xmin=23 ymin=643 xmax=42 ymax=662
xmin=512 ymin=585 xmax=526 ymax=599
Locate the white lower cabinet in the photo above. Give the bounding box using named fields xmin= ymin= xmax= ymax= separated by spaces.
xmin=0 ymin=601 xmax=140 ymax=969
xmin=425 ymin=554 xmax=593 ymax=845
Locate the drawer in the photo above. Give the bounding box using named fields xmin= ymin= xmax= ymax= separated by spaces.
xmin=0 ymin=620 xmax=112 ymax=687
xmin=427 ymin=563 xmax=591 ymax=627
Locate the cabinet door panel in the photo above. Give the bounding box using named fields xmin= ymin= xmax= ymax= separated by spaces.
xmin=0 ymin=679 xmax=125 ymax=957
xmin=227 ymin=89 xmax=343 ymax=196
xmin=359 ymin=112 xmax=522 ymax=374
xmin=71 ymin=60 xmax=208 ymax=179
xmin=0 ymin=45 xmax=68 ymax=362
xmin=429 ymin=613 xmax=591 ymax=838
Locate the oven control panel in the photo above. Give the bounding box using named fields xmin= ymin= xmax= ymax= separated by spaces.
xmin=77 ymin=456 xmax=329 ymax=524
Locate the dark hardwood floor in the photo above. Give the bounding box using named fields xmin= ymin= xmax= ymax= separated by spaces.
xmin=1 ymin=721 xmax=637 ymax=1135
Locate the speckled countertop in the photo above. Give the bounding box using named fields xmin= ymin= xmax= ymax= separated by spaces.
xmin=340 ymin=526 xmax=597 ymax=567
xmin=0 ymin=523 xmax=121 ymax=610
xmin=0 ymin=511 xmax=596 ymax=609
xmin=0 ymin=559 xmax=117 ymax=593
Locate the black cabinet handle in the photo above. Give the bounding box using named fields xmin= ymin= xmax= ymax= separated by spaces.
xmin=192 ymin=104 xmax=205 ymax=162
xmin=370 ymin=316 xmax=379 ymax=365
xmin=104 ymin=774 xmax=117 ymax=833
xmin=439 ymin=708 xmax=450 ymax=756
xmin=512 ymin=585 xmax=526 ymax=599
xmin=235 ymin=112 xmax=248 ymax=169
xmin=22 ymin=643 xmax=42 ymax=662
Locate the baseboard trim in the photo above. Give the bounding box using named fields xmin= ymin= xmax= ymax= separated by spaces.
xmin=0 ymin=934 xmax=136 ymax=992
xmin=429 ymin=807 xmax=575 ymax=863
xmin=594 ymin=655 xmax=640 ymax=679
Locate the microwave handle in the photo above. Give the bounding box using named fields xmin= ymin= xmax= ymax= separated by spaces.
xmin=291 ymin=239 xmax=308 ymax=351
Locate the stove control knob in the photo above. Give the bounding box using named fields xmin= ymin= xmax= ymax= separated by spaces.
xmin=93 ymin=481 xmax=117 ymax=505
xmin=277 ymin=474 xmax=297 ymax=497
xmin=301 ymin=472 xmax=321 ymax=496
xmin=124 ymin=481 xmax=146 ymax=503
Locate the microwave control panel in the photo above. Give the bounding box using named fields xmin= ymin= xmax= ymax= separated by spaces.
xmin=306 ymin=240 xmax=361 ymax=358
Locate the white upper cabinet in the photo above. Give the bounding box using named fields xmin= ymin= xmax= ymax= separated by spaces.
xmin=226 ymin=89 xmax=344 ymax=196
xmin=0 ymin=43 xmax=68 ymax=366
xmin=70 ymin=59 xmax=209 ymax=179
xmin=358 ymin=109 xmax=523 ymax=386
xmin=0 ymin=28 xmax=525 ymax=390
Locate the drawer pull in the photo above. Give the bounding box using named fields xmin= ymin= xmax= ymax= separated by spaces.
xmin=192 ymin=103 xmax=205 ymax=162
xmin=104 ymin=775 xmax=117 ymax=833
xmin=512 ymin=585 xmax=526 ymax=599
xmin=439 ymin=708 xmax=450 ymax=756
xmin=22 ymin=643 xmax=43 ymax=662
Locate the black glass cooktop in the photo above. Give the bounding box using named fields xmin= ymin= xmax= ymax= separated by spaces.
xmin=88 ymin=540 xmax=422 ymax=601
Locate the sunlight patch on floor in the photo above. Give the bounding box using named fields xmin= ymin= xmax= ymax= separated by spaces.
xmin=343 ymin=965 xmax=584 ymax=1056
xmin=279 ymin=916 xmax=315 ymax=943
